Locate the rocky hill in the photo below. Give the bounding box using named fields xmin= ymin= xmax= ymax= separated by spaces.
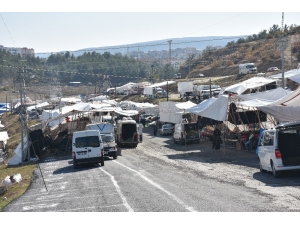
xmin=179 ymin=34 xmax=300 ymax=80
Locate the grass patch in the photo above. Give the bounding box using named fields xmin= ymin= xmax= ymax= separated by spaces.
xmin=0 ymin=163 xmax=37 ymax=211
xmin=0 ymin=111 xmax=40 ymax=211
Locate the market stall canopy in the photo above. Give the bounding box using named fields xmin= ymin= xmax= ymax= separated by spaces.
xmin=220 ymin=77 xmax=278 ymax=95
xmin=186 ymin=95 xmax=229 ymax=121
xmin=271 ymin=68 xmax=300 ymax=80
xmin=26 ymin=102 xmax=50 ymax=112
xmin=238 ymin=87 xmax=292 ymax=101
xmin=257 ymin=87 xmax=300 ymax=122
xmin=114 ymin=109 xmax=139 ymax=117
xmin=237 ymin=99 xmax=276 ymax=107
xmin=143 ymin=81 xmax=175 ymax=95
xmin=175 ymin=101 xmax=197 ymax=109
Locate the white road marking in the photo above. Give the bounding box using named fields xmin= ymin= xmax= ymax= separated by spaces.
xmin=100 ymin=167 xmax=134 ymax=212
xmin=22 ymin=203 xmax=58 ymax=211
xmin=14 ymin=193 xmax=119 ymax=205
xmin=113 ymin=160 xmax=197 ymax=212
xmin=55 ymin=204 xmax=124 ymax=212
xmin=21 ymin=185 xmax=114 ymax=198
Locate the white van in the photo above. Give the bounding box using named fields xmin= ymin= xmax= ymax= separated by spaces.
xmin=116 ymin=119 xmax=139 ymax=147
xmin=173 ymin=122 xmax=200 ymax=144
xmin=257 ymin=121 xmax=300 ymax=178
xmin=86 ymin=123 xmax=117 ymax=159
xmin=239 ymin=63 xmax=257 ymax=75
xmin=72 ymin=130 xmax=104 ymax=168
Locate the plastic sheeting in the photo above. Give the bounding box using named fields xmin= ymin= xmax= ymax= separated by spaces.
xmin=238 ymin=87 xmax=292 ymax=101
xmin=220 ymin=77 xmax=278 ymax=95
xmin=175 ymin=101 xmax=197 ymax=110
xmin=186 ymin=95 xmax=229 ymax=121
xmin=271 ymin=68 xmax=300 ymax=79
xmin=143 ymin=81 xmax=175 ymax=95
xmin=26 ymin=102 xmax=50 ymax=112
xmin=159 ymin=101 xmax=184 ymax=124
xmin=257 ymin=88 xmax=300 ymax=122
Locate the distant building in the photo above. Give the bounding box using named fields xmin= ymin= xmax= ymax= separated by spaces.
xmin=0 ymin=45 xmax=35 ymax=57
xmin=69 ymin=82 xmax=81 ymax=87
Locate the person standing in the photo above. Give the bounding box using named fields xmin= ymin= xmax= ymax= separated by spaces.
xmin=153 ymin=124 xmax=158 ymax=136
xmin=212 ymin=126 xmax=221 ymax=149
xmin=245 ymin=132 xmax=254 ymax=151
xmin=138 ymin=123 xmax=143 ymax=142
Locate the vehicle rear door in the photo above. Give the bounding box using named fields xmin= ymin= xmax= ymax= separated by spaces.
xmin=86 ymin=135 xmax=101 ymax=158
xmin=74 ymin=135 xmax=88 ymax=160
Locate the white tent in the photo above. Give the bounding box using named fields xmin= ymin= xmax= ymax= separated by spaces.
xmin=26 ymin=102 xmax=50 ymax=112
xmin=143 ymin=81 xmax=175 ymax=95
xmin=220 ymin=77 xmax=278 ymax=95
xmin=271 ymin=68 xmax=300 ymax=80
xmin=186 ymin=95 xmax=229 ymax=121
xmin=159 ymin=101 xmax=197 ymax=124
xmin=238 ymin=87 xmax=292 ymax=101
xmin=257 ymin=87 xmax=300 ymax=122
xmin=175 ymin=101 xmax=197 ymax=110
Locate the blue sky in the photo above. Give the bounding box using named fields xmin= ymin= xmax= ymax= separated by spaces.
xmin=1 ymin=1 xmax=299 ymax=53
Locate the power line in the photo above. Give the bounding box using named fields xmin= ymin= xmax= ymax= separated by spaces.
xmin=0 ymin=13 xmax=16 ymax=47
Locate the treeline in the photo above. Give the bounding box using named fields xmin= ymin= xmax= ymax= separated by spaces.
xmin=226 ymin=24 xmax=300 ymax=47
xmin=0 ymin=50 xmax=172 ymax=87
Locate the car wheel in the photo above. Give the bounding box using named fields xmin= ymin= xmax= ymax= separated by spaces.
xmin=113 ymin=152 xmax=117 ymax=159
xmin=73 ymin=160 xmax=78 ymax=169
xmin=271 ymin=161 xmax=280 ymax=178
xmin=180 ymin=139 xmax=184 ymax=145
xmin=173 ymin=137 xmax=176 ymax=144
xmin=259 ymin=158 xmax=266 ymax=173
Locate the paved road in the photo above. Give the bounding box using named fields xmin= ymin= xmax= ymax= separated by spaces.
xmin=4 ymin=127 xmax=300 ymax=212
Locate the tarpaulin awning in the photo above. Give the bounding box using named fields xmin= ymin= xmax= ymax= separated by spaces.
xmin=271 ymin=68 xmax=300 ymax=79
xmin=186 ymin=95 xmax=229 ymax=121
xmin=238 ymin=87 xmax=292 ymax=101
xmin=257 ymin=87 xmax=300 ymax=122
xmin=175 ymin=101 xmax=197 ymax=109
xmin=221 ymin=77 xmax=278 ymax=95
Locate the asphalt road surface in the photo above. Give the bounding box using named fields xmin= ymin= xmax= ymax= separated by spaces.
xmin=4 ymin=127 xmax=300 ymax=212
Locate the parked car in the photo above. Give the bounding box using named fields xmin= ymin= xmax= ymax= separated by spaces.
xmin=196 ymin=73 xmax=204 ymax=78
xmin=174 ymin=73 xmax=181 ymax=79
xmin=159 ymin=124 xmax=174 ymax=136
xmin=156 ymin=90 xmax=167 ymax=98
xmin=267 ymin=67 xmax=280 ymax=72
xmin=257 ymin=121 xmax=300 ymax=178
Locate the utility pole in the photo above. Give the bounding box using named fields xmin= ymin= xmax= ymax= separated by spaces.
xmin=167 ymin=40 xmax=172 ymax=102
xmin=209 ymin=79 xmax=212 ymax=98
xmin=137 ymin=45 xmax=140 ymax=82
xmin=281 ymin=12 xmax=285 ymax=88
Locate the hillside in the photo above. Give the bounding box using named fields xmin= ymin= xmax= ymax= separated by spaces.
xmin=180 ymin=34 xmax=300 ymax=80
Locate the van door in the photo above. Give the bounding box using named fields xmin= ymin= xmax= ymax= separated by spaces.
xmin=74 ymin=136 xmax=89 ymax=160
xmin=260 ymin=131 xmax=275 ymax=171
xmin=86 ymin=135 xmax=102 ymax=158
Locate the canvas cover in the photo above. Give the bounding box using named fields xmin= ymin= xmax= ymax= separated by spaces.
xmin=257 ymin=87 xmax=300 ymax=122
xmin=186 ymin=95 xmax=229 ymax=121
xmin=220 ymin=77 xmax=278 ymax=95
xmin=238 ymin=87 xmax=292 ymax=101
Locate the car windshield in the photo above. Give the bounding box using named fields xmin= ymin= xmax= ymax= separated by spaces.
xmin=101 ymin=134 xmax=114 ymax=142
xmin=163 ymin=124 xmax=172 ymax=128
